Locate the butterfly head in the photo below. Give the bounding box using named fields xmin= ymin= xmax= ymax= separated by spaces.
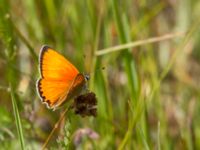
xmin=84 ymin=74 xmax=90 ymax=81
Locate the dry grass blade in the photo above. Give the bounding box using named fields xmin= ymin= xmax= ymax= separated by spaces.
xmin=42 ymin=106 xmax=71 ymax=149
xmin=96 ymin=32 xmax=185 ymax=56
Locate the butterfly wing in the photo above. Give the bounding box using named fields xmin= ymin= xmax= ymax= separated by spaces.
xmin=37 ymin=79 xmax=71 ymax=109
xmin=68 ymin=73 xmax=87 ymax=99
xmin=39 ymin=45 xmax=79 ymax=79
xmin=52 ymin=73 xmax=87 ymax=109
xmin=37 ymin=45 xmax=80 ymax=109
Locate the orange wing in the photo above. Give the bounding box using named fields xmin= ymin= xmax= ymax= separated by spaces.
xmin=36 ymin=45 xmax=83 ymax=110
xmin=39 ymin=45 xmax=79 ymax=79
xmin=68 ymin=74 xmax=87 ymax=99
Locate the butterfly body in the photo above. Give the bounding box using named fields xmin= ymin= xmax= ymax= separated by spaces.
xmin=36 ymin=46 xmax=88 ymax=110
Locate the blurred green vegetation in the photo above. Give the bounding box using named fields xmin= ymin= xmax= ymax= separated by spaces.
xmin=0 ymin=0 xmax=200 ymax=149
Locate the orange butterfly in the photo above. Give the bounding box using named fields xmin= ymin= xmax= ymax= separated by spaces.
xmin=36 ymin=45 xmax=89 ymax=110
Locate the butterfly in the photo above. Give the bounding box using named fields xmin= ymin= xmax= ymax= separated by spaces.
xmin=36 ymin=45 xmax=90 ymax=110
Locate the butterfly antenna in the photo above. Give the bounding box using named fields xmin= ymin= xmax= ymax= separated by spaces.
xmin=42 ymin=105 xmax=73 ymax=150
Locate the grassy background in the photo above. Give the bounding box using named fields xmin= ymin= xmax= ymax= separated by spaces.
xmin=1 ymin=0 xmax=200 ymax=149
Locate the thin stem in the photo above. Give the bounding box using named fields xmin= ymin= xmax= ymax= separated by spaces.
xmin=96 ymin=32 xmax=185 ymax=56
xmin=42 ymin=106 xmax=72 ymax=150
xmin=10 ymin=83 xmax=25 ymax=150
xmin=12 ymin=24 xmax=38 ymax=61
xmin=89 ymin=0 xmax=104 ymax=90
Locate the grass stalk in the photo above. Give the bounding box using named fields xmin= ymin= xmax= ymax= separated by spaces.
xmin=42 ymin=106 xmax=72 ymax=149
xmin=111 ymin=0 xmax=140 ymax=148
xmin=12 ymin=22 xmax=38 ymax=61
xmin=96 ymin=32 xmax=185 ymax=56
xmin=157 ymin=121 xmax=161 ymax=150
xmin=138 ymin=127 xmax=150 ymax=150
xmin=10 ymin=83 xmax=25 ymax=150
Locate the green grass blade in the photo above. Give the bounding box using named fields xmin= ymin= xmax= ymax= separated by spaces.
xmin=10 ymin=83 xmax=25 ymax=150
xmin=111 ymin=0 xmax=140 ymax=148
xmin=138 ymin=126 xmax=150 ymax=150
xmin=157 ymin=121 xmax=161 ymax=150
xmin=111 ymin=0 xmax=139 ymax=104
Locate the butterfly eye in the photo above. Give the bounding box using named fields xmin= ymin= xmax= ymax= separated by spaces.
xmin=85 ymin=74 xmax=90 ymax=81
